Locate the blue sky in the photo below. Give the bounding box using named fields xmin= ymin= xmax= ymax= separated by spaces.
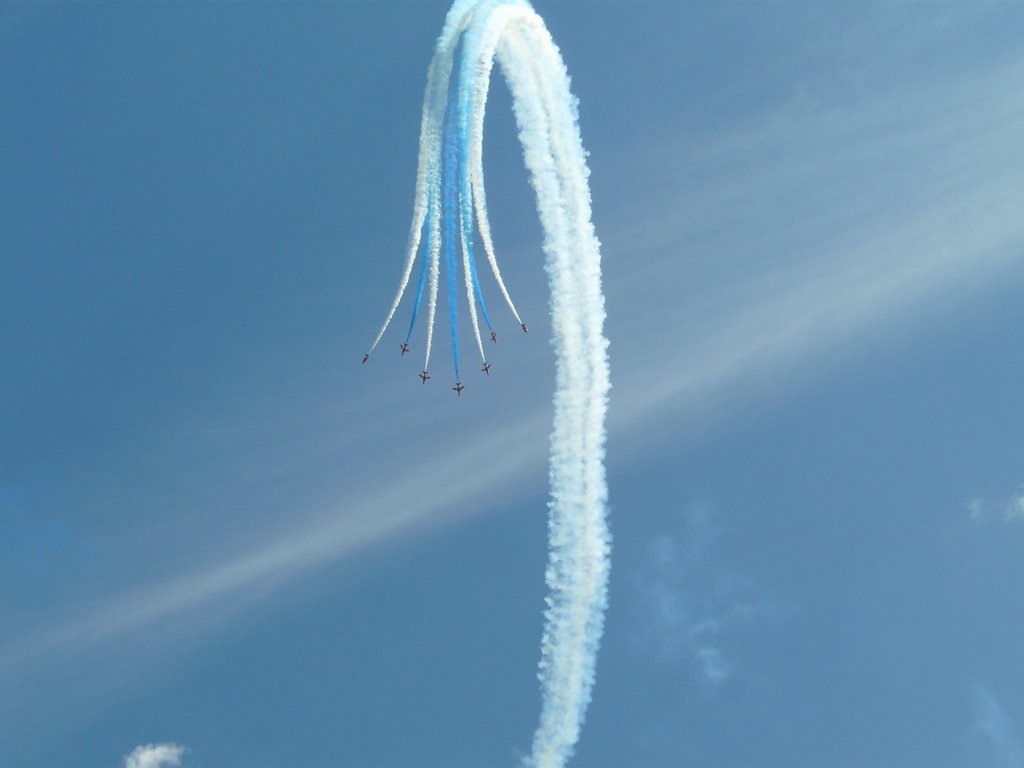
xmin=3 ymin=2 xmax=1024 ymax=767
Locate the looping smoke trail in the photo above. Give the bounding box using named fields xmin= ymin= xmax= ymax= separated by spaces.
xmin=368 ymin=2 xmax=610 ymax=765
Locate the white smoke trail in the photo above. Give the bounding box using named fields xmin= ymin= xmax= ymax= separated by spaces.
xmin=469 ymin=5 xmax=611 ymax=766
xmin=455 ymin=33 xmax=489 ymax=365
xmin=423 ymin=174 xmax=442 ymax=370
xmin=459 ymin=175 xmax=488 ymax=362
xmin=467 ymin=5 xmax=526 ymax=327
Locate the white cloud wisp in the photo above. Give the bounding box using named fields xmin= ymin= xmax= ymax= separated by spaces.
xmin=124 ymin=743 xmax=185 ymax=768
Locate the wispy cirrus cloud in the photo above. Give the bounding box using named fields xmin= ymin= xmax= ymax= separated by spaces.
xmin=631 ymin=507 xmax=777 ymax=688
xmin=967 ymin=488 xmax=1024 ymax=525
xmin=969 ymin=687 xmax=1023 ymax=768
xmin=0 ymin=414 xmax=549 ymax=678
xmin=605 ymin=51 xmax=1024 ymax=440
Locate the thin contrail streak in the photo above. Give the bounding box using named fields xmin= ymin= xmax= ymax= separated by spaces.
xmin=367 ymin=2 xmax=610 ymax=764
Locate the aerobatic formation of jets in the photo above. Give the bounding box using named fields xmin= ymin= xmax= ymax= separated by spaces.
xmin=360 ymin=0 xmax=537 ymax=398
xmin=362 ymin=323 xmax=527 ymax=397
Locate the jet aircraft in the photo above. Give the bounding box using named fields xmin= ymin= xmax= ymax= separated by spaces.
xmin=400 ymin=342 xmax=409 ymax=355
xmin=362 ymin=353 xmax=369 ymax=364
xmin=419 ymin=370 xmax=430 ymax=384
xmin=481 ymin=362 xmax=491 ymax=375
xmin=452 ymin=382 xmax=464 ymax=396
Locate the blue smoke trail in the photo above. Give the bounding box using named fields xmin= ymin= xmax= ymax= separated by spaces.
xmin=443 ymin=83 xmax=462 ymax=382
